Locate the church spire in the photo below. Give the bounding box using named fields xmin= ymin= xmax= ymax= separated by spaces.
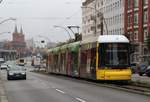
xmin=14 ymin=25 xmax=18 ymax=33
xmin=20 ymin=26 xmax=23 ymax=34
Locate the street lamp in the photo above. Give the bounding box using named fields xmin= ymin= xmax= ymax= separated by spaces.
xmin=0 ymin=18 xmax=17 ymax=25
xmin=0 ymin=32 xmax=11 ymax=35
xmin=81 ymin=6 xmax=108 ymax=35
xmin=53 ymin=25 xmax=72 ymax=39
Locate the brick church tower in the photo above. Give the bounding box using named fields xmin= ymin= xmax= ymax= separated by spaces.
xmin=11 ymin=25 xmax=27 ymax=58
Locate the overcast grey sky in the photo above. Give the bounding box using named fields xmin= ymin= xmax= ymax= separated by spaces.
xmin=0 ymin=0 xmax=83 ymax=42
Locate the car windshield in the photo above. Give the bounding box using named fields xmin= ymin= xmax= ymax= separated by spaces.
xmin=9 ymin=65 xmax=24 ymax=71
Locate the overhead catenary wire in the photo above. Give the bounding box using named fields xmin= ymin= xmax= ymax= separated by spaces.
xmin=0 ymin=17 xmax=81 ymax=21
xmin=58 ymin=8 xmax=82 ymax=26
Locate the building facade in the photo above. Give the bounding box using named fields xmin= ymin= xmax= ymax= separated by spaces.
xmin=0 ymin=49 xmax=16 ymax=61
xmin=0 ymin=41 xmax=16 ymax=61
xmin=124 ymin=0 xmax=150 ymax=63
xmin=82 ymin=0 xmax=97 ymax=40
xmin=12 ymin=26 xmax=27 ymax=58
xmin=5 ymin=26 xmax=27 ymax=58
xmin=26 ymin=38 xmax=35 ymax=49
xmin=82 ymin=0 xmax=125 ymax=39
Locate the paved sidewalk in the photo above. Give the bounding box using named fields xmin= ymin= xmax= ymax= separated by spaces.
xmin=132 ymin=74 xmax=150 ymax=84
xmin=0 ymin=72 xmax=8 ymax=102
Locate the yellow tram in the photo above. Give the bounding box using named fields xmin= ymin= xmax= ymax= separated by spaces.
xmin=47 ymin=35 xmax=132 ymax=81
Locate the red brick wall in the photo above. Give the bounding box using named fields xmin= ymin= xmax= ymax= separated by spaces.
xmin=124 ymin=0 xmax=148 ymax=43
xmin=138 ymin=0 xmax=143 ymax=43
xmin=131 ymin=0 xmax=134 ymax=42
xmin=13 ymin=33 xmax=25 ymax=43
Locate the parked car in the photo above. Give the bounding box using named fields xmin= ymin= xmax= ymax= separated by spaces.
xmin=145 ymin=66 xmax=150 ymax=77
xmin=0 ymin=63 xmax=8 ymax=70
xmin=7 ymin=64 xmax=26 ymax=80
xmin=138 ymin=64 xmax=150 ymax=77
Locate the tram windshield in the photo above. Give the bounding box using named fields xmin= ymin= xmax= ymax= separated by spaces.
xmin=100 ymin=43 xmax=130 ymax=68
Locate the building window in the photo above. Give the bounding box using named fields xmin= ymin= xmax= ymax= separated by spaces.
xmin=144 ymin=10 xmax=148 ymax=23
xmin=97 ymin=2 xmax=100 ymax=8
xmin=128 ymin=31 xmax=132 ymax=41
xmin=128 ymin=0 xmax=132 ymax=9
xmin=91 ymin=26 xmax=95 ymax=31
xmin=144 ymin=28 xmax=148 ymax=41
xmin=134 ymin=30 xmax=138 ymax=41
xmin=128 ymin=15 xmax=131 ymax=27
xmin=144 ymin=48 xmax=148 ymax=55
xmin=134 ymin=13 xmax=138 ymax=25
xmin=143 ymin=0 xmax=148 ymax=5
xmin=134 ymin=0 xmax=139 ymax=8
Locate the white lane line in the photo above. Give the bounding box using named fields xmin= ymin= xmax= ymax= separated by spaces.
xmin=55 ymin=89 xmax=65 ymax=94
xmin=76 ymin=98 xmax=86 ymax=102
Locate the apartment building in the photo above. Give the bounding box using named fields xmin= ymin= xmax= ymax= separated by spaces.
xmin=124 ymin=0 xmax=150 ymax=63
xmin=82 ymin=0 xmax=125 ymax=40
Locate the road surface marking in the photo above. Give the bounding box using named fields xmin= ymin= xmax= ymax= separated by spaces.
xmin=55 ymin=89 xmax=65 ymax=94
xmin=76 ymin=98 xmax=86 ymax=102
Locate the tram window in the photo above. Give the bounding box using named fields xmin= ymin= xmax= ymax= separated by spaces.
xmin=99 ymin=45 xmax=106 ymax=68
xmin=99 ymin=43 xmax=129 ymax=68
xmin=81 ymin=51 xmax=87 ymax=67
xmin=91 ymin=48 xmax=96 ymax=68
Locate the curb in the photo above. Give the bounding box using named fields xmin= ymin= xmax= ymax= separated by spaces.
xmin=33 ymin=71 xmax=150 ymax=97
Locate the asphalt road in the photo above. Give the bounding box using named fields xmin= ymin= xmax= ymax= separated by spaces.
xmin=1 ymin=69 xmax=150 ymax=102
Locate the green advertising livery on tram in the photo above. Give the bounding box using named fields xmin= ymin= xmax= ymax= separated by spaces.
xmin=47 ymin=35 xmax=132 ymax=81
